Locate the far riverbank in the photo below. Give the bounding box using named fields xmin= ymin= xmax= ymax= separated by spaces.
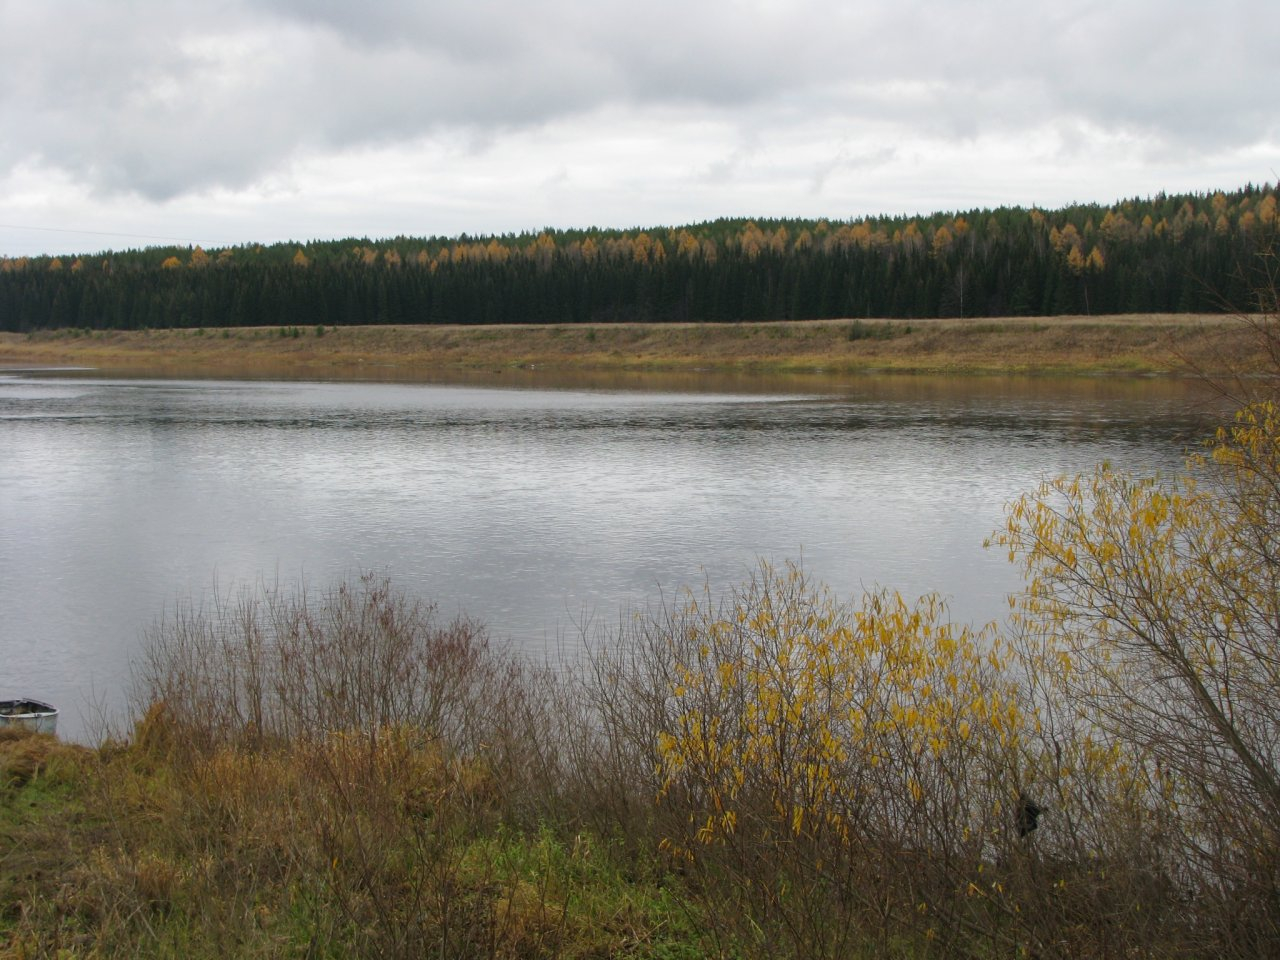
xmin=0 ymin=314 xmax=1264 ymax=380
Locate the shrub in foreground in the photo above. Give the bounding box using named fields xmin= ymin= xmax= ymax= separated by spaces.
xmin=583 ymin=563 xmax=1036 ymax=957
xmin=996 ymin=398 xmax=1280 ymax=956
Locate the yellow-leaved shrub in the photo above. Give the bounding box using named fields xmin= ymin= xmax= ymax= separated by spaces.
xmin=650 ymin=562 xmax=1029 ymax=956
xmin=995 ymin=398 xmax=1280 ymax=956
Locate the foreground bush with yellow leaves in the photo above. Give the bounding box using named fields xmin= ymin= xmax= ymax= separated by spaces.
xmin=7 ymin=294 xmax=1280 ymax=955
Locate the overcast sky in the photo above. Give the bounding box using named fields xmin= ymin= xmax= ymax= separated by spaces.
xmin=2 ymin=0 xmax=1276 ymax=257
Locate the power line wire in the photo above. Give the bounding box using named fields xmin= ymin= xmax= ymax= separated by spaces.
xmin=0 ymin=222 xmax=196 ymax=244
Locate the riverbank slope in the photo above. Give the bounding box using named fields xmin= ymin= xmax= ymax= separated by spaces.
xmin=0 ymin=314 xmax=1265 ymax=379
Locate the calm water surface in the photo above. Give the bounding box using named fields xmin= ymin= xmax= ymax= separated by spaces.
xmin=0 ymin=370 xmax=1217 ymax=739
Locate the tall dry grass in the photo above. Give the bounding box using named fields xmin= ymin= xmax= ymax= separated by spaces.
xmin=49 ymin=573 xmax=641 ymax=958
xmin=8 ymin=556 xmax=1278 ymax=957
xmin=1 ymin=314 xmax=1263 ymax=378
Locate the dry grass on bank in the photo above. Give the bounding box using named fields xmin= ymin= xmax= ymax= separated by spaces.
xmin=5 ymin=561 xmax=1279 ymax=958
xmin=0 ymin=314 xmax=1263 ymax=378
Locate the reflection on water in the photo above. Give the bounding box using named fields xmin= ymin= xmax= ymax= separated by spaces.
xmin=0 ymin=371 xmax=1219 ymax=740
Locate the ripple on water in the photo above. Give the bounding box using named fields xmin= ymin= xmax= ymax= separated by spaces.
xmin=0 ymin=373 xmax=1213 ymax=740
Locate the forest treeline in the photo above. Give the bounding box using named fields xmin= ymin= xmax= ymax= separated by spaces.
xmin=2 ymin=185 xmax=1276 ymax=331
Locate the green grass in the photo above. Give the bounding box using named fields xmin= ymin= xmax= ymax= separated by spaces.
xmin=0 ymin=729 xmax=706 ymax=959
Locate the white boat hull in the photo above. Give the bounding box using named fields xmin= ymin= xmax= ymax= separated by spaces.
xmin=0 ymin=699 xmax=58 ymax=735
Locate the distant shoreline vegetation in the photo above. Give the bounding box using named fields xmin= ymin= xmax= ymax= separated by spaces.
xmin=1 ymin=185 xmax=1276 ymax=332
xmin=1 ymin=315 xmax=1267 ymax=379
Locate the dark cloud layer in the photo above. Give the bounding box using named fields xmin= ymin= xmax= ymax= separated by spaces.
xmin=3 ymin=0 xmax=1274 ymax=203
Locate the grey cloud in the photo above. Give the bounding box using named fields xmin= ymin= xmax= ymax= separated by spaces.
xmin=810 ymin=145 xmax=899 ymax=196
xmin=1 ymin=0 xmax=1274 ymax=202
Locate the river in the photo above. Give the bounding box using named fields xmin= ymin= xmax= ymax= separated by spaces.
xmin=0 ymin=369 xmax=1219 ymax=740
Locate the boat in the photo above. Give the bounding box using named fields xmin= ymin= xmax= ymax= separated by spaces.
xmin=0 ymin=699 xmax=58 ymax=735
